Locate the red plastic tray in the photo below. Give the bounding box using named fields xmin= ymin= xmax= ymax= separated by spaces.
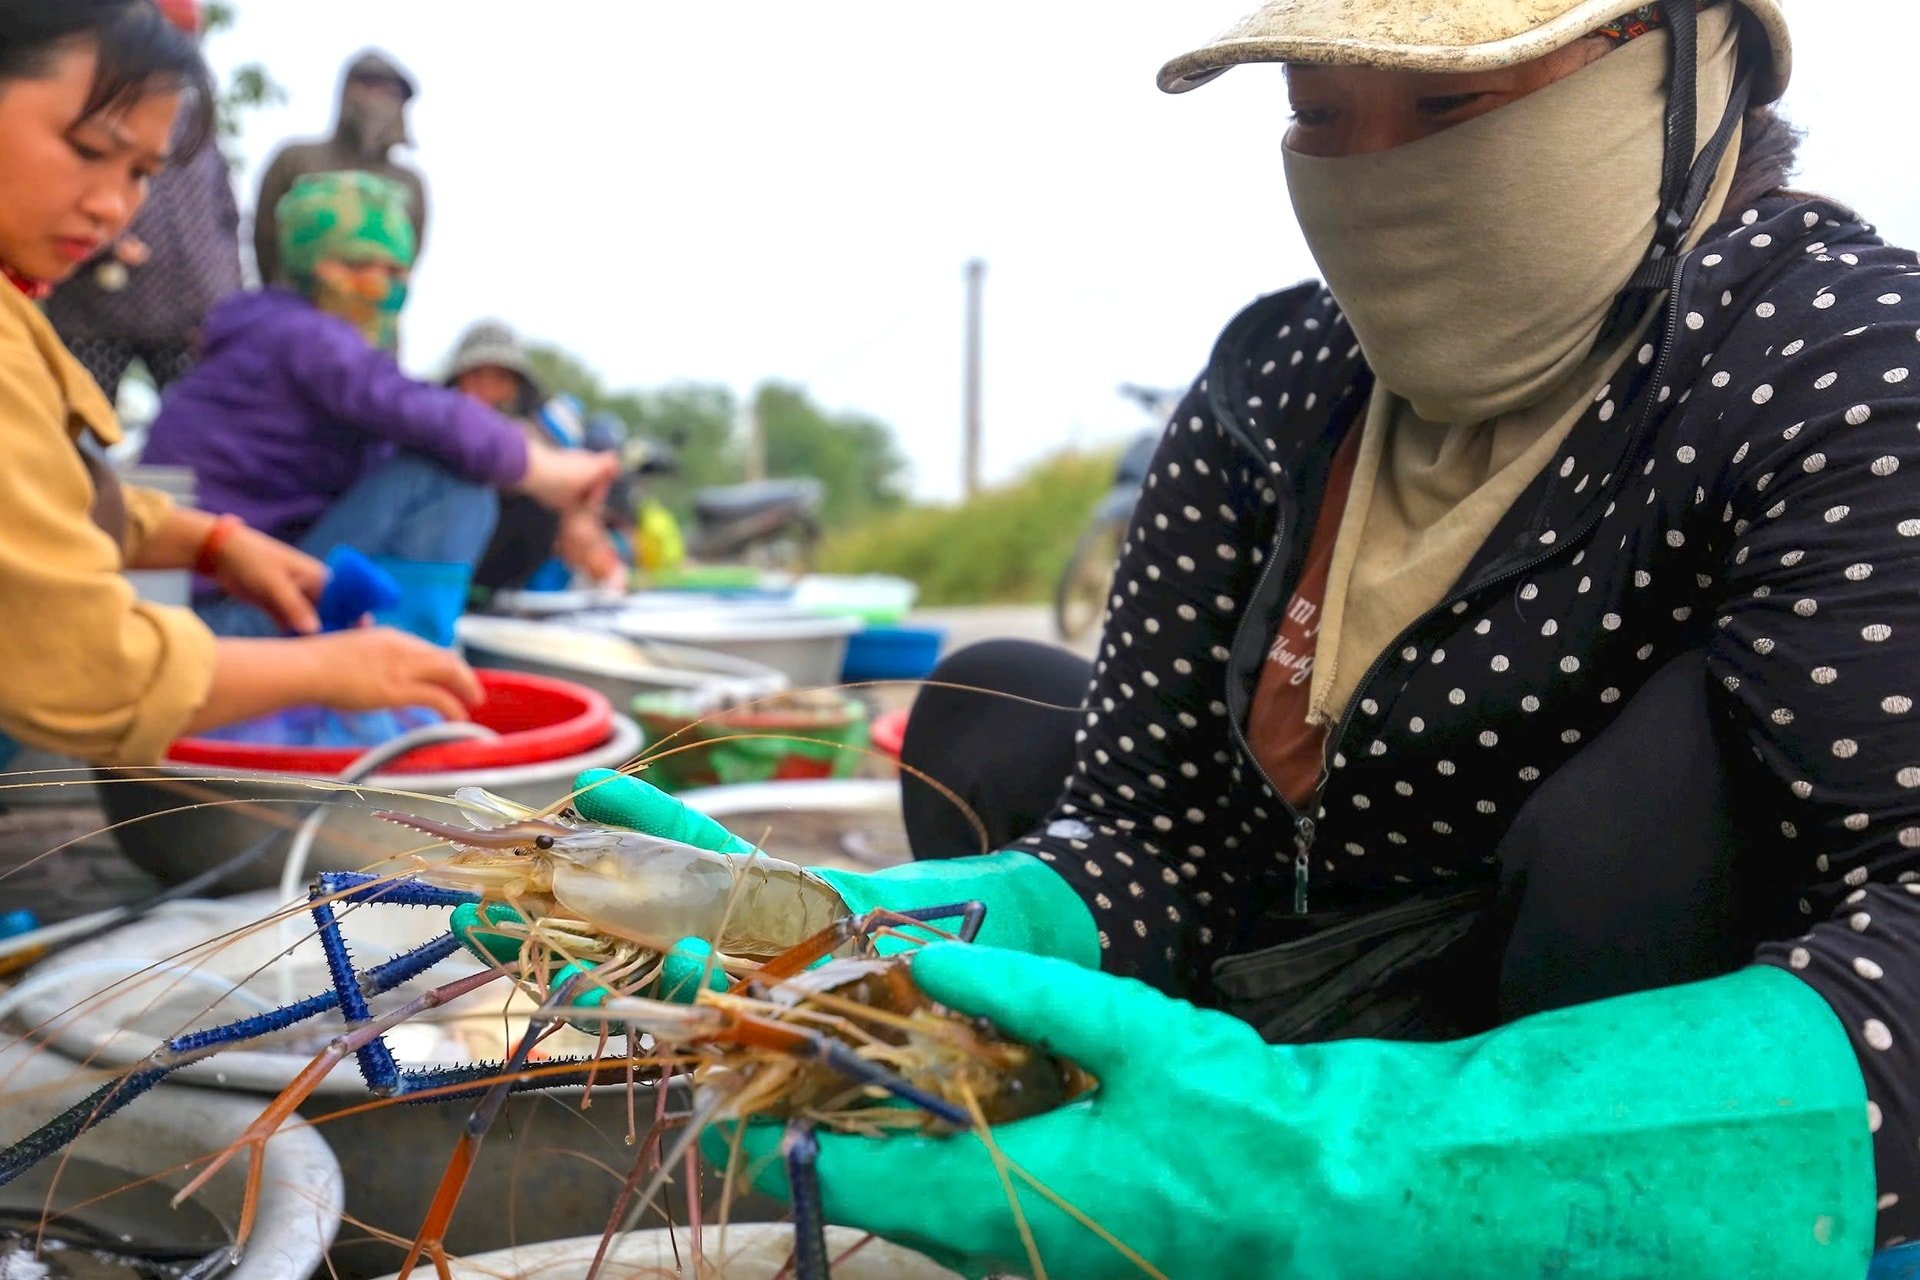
xmin=166 ymin=669 xmax=615 ymax=776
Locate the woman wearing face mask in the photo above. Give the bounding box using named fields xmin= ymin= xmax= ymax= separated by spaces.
xmin=500 ymin=1 xmax=1920 ymax=1276
xmin=141 ymin=173 xmax=618 ymax=646
xmin=0 ymin=0 xmax=486 ymax=767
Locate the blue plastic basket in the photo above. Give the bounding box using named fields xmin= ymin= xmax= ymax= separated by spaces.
xmin=840 ymin=626 xmax=946 ymax=683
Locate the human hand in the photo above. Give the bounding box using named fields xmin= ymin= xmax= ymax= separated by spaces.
xmin=519 ymin=443 xmax=619 ymax=513
xmin=209 ymin=526 xmax=328 ymax=634
xmin=113 ymin=234 xmax=151 ymax=267
xmin=717 ymin=942 xmax=1290 ymax=1280
xmin=306 ymin=628 xmax=485 ymax=722
xmin=451 ymin=769 xmax=754 ymax=1006
xmin=556 ymin=508 xmax=627 ymax=589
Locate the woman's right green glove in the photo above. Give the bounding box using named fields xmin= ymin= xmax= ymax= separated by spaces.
xmin=452 ymin=770 xmax=1101 ymax=1001
xmin=724 ymin=944 xmax=1878 ymax=1280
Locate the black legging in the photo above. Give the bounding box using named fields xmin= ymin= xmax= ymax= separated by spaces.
xmin=900 ymin=640 xmax=1758 ymax=1021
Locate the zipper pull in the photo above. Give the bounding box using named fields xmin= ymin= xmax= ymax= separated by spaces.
xmin=1292 ymin=816 xmax=1316 ymax=915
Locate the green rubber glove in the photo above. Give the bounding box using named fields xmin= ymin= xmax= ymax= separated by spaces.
xmin=569 ymin=769 xmax=1098 ymax=968
xmin=448 ymin=768 xmax=755 ymax=1011
xmin=720 ymin=944 xmax=1877 ymax=1280
xmin=452 ymin=770 xmax=1100 ymax=1004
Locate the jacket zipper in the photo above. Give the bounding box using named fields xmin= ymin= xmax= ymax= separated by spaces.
xmin=1225 ymin=484 xmax=1320 ymax=912
xmin=1224 ymin=263 xmax=1690 ymax=917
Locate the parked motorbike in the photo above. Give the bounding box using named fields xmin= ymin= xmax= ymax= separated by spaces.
xmin=1053 ymin=385 xmax=1179 ymax=643
xmin=616 ymin=435 xmax=825 ymax=574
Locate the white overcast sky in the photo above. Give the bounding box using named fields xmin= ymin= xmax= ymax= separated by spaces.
xmin=202 ymin=2 xmax=1920 ymax=503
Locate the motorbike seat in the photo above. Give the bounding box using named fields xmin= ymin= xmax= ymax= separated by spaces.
xmin=693 ymin=478 xmax=824 ymax=524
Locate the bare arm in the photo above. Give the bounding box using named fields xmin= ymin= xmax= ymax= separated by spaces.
xmin=188 ymin=632 xmax=486 ymax=735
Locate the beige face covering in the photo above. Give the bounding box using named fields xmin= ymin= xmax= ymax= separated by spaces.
xmin=1284 ymin=6 xmax=1741 ymax=429
xmin=1284 ymin=6 xmax=1743 ymax=729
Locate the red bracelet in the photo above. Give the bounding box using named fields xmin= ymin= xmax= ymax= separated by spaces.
xmin=194 ymin=514 xmax=244 ymax=578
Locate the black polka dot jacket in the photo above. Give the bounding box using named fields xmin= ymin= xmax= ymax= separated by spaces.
xmin=1013 ymin=194 xmax=1920 ymax=1242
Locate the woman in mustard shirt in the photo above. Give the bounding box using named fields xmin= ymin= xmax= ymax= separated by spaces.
xmin=0 ymin=0 xmax=482 ymax=765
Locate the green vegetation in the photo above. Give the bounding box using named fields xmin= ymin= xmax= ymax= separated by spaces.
xmin=818 ymin=449 xmax=1116 ymax=606
xmin=523 ymin=343 xmax=1110 ymax=605
xmin=525 ymin=352 xmax=908 ymax=532
xmin=758 ymin=383 xmax=908 ymax=529
xmin=203 ymin=3 xmax=286 ymax=158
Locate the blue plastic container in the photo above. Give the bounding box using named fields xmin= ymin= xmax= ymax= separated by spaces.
xmin=840 ymin=626 xmax=946 ymax=683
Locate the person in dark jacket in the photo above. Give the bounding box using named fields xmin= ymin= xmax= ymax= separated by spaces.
xmin=42 ymin=0 xmax=242 ymax=401
xmin=463 ymin=1 xmax=1920 ymax=1277
xmin=143 ymin=173 xmax=614 ymax=645
xmin=251 ymin=50 xmax=425 ymax=288
xmin=447 ymin=321 xmax=627 ymax=601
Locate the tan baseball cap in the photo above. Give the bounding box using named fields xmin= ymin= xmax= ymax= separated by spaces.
xmin=1158 ymin=0 xmax=1791 ymax=102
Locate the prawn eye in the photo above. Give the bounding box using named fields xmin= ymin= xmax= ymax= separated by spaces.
xmin=534 ymin=834 xmax=556 ymax=851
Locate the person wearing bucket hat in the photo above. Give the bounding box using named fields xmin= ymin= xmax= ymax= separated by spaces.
xmin=447 ymin=321 xmax=628 ymax=598
xmin=494 ymin=3 xmax=1918 ymax=1277
xmin=142 ymin=173 xmax=617 ymax=648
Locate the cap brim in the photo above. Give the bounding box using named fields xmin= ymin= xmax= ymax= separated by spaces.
xmin=1158 ymin=0 xmax=1789 ymax=101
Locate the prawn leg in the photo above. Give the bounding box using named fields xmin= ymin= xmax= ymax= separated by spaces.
xmin=743 ymin=902 xmax=988 ymax=990
xmin=0 ymin=872 xmax=473 ymax=1186
xmin=307 ymin=872 xmax=481 ymax=1093
xmin=784 ymin=1120 xmax=831 ymax=1280
xmin=395 ymin=974 xmax=594 ymax=1280
xmin=718 ymin=1011 xmax=970 ymax=1130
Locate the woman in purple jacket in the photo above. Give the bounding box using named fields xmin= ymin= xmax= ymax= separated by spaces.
xmin=142 ymin=171 xmax=614 ymax=643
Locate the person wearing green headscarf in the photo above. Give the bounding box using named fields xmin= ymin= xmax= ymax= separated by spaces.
xmin=275 ymin=169 xmax=416 ymax=353
xmin=142 ymin=171 xmax=616 ymax=651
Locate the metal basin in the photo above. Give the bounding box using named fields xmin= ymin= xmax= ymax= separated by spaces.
xmin=0 ymin=1034 xmax=342 ymax=1280
xmin=0 ymin=897 xmax=787 ymax=1278
xmin=459 ymin=615 xmax=789 ymax=711
xmin=680 ymin=779 xmax=913 ymax=874
xmin=92 ymin=713 xmax=643 ymax=893
xmin=369 ymin=1225 xmax=960 ymax=1279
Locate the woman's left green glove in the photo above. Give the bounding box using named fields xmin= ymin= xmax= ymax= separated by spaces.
xmin=721 ymin=943 xmax=1877 ymax=1280
xmin=452 ymin=770 xmax=1100 ymax=998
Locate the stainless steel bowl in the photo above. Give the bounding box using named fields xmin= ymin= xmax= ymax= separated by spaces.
xmin=0 ymin=1034 xmax=342 ymax=1280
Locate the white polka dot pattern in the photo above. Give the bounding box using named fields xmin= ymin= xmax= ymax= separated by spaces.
xmin=1015 ymin=197 xmax=1920 ymax=1244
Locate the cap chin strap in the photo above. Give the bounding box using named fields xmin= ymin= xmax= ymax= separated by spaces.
xmin=1623 ymin=0 xmax=1754 ymax=297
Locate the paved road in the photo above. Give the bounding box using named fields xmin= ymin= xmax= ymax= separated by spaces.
xmin=913 ymin=604 xmax=1098 ymax=659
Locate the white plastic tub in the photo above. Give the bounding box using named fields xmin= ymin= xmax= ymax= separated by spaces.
xmin=598 ymin=607 xmax=862 ymax=690
xmin=458 ymin=615 xmax=789 ymax=711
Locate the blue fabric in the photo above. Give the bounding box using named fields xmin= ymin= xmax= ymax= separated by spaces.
xmin=1873 ymin=1244 xmax=1920 ymax=1280
xmin=370 ymin=557 xmax=472 ymax=649
xmin=142 ymin=288 xmax=528 ymax=545
xmin=197 ymin=452 xmax=499 ymax=640
xmin=523 ymin=558 xmax=572 ymax=592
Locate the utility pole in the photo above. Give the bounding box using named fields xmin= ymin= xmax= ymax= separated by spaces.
xmin=963 ymin=258 xmax=986 ymax=501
